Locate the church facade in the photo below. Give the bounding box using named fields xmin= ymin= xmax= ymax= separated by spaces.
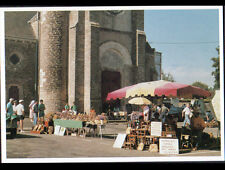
xmin=5 ymin=10 xmax=161 ymax=115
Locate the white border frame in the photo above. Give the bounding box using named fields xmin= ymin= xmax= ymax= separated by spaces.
xmin=1 ymin=5 xmax=224 ymax=163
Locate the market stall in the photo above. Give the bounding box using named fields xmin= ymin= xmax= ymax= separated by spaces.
xmin=31 ymin=111 xmax=108 ymax=137
xmin=118 ymin=119 xmax=179 ymax=153
xmin=119 ymin=97 xmax=178 ymax=153
xmin=108 ymin=81 xmax=218 ymax=154
xmin=118 ymin=107 xmax=220 ymax=153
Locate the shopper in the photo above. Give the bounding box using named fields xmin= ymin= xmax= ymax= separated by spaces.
xmin=29 ymin=100 xmax=35 ymax=122
xmin=16 ymin=100 xmax=25 ymax=133
xmin=38 ymin=99 xmax=46 ymax=122
xmin=152 ymin=104 xmax=160 ymax=121
xmin=6 ymin=98 xmax=14 ymax=117
xmin=33 ymin=100 xmax=39 ymax=126
xmin=64 ymin=103 xmax=70 ymax=111
xmin=182 ymin=103 xmax=192 ymax=127
xmin=143 ymin=104 xmax=149 ymax=121
xmin=206 ymin=110 xmax=214 ymax=122
xmin=159 ymin=104 xmax=169 ymax=124
xmin=13 ymin=100 xmax=17 ymax=115
xmin=71 ymin=101 xmax=77 ymax=115
xmin=190 ymin=107 xmax=206 ymax=150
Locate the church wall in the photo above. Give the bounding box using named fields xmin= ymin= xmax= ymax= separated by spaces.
xmin=83 ymin=11 xmax=91 ymax=114
xmin=75 ymin=11 xmax=85 ymax=112
xmin=88 ymin=10 xmax=147 ymax=112
xmin=85 ymin=11 xmax=137 ymax=113
xmin=92 ymin=11 xmax=132 ymax=33
xmin=90 ymin=23 xmax=101 ymax=113
xmin=5 ymin=39 xmax=36 ymax=115
xmin=75 ymin=11 xmax=93 ymax=114
xmin=98 ymin=29 xmax=133 ymax=56
xmin=5 ymin=10 xmax=161 ymax=115
xmin=68 ymin=11 xmax=78 ymax=106
xmin=136 ymin=30 xmax=147 ymax=83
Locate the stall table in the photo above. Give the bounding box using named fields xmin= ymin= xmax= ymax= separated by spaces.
xmin=53 ymin=119 xmax=86 ymax=137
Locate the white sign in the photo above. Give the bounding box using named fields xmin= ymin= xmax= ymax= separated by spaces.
xmin=191 ymin=99 xmax=195 ymax=106
xmin=58 ymin=126 xmax=66 ymax=136
xmin=113 ymin=133 xmax=127 ymax=148
xmin=151 ymin=121 xmax=162 ymax=136
xmin=54 ymin=125 xmax=61 ymax=136
xmin=159 ymin=138 xmax=179 ymax=155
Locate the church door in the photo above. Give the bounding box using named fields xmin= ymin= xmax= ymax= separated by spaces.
xmin=9 ymin=86 xmax=19 ymax=101
xmin=101 ymin=70 xmax=121 ymax=112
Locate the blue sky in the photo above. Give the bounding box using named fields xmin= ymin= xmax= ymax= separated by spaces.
xmin=144 ymin=9 xmax=220 ymax=88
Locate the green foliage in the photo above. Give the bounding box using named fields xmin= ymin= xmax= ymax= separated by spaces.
xmin=162 ymin=71 xmax=175 ymax=82
xmin=192 ymin=81 xmax=209 ymax=91
xmin=192 ymin=81 xmax=215 ymax=99
xmin=211 ymin=47 xmax=220 ymax=89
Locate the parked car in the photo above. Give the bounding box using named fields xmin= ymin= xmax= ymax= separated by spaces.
xmin=6 ymin=114 xmax=17 ymax=138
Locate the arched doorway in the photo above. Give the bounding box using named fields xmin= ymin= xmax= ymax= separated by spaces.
xmin=99 ymin=41 xmax=132 ymax=112
xmin=101 ymin=70 xmax=121 ymax=113
xmin=9 ymin=86 xmax=19 ymax=101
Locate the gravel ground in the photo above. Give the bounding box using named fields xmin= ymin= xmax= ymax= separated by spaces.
xmin=3 ymin=118 xmax=222 ymax=162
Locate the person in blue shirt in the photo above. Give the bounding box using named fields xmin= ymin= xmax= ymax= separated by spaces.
xmin=206 ymin=110 xmax=214 ymax=122
xmin=6 ymin=98 xmax=14 ymax=117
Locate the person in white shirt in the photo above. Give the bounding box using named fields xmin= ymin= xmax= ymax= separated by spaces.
xmin=16 ymin=100 xmax=25 ymax=133
xmin=182 ymin=103 xmax=192 ymax=127
xmin=29 ymin=100 xmax=35 ymax=122
xmin=13 ymin=100 xmax=17 ymax=115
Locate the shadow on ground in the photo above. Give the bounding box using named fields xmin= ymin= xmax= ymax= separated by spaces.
xmin=6 ymin=134 xmax=41 ymax=140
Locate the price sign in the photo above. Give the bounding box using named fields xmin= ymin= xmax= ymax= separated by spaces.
xmin=151 ymin=121 xmax=162 ymax=136
xmin=54 ymin=125 xmax=61 ymax=136
xmin=159 ymin=138 xmax=179 ymax=155
xmin=113 ymin=133 xmax=127 ymax=148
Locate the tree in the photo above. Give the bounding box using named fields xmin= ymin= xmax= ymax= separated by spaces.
xmin=192 ymin=81 xmax=215 ymax=98
xmin=211 ymin=47 xmax=220 ymax=89
xmin=192 ymin=81 xmax=209 ymax=91
xmin=161 ymin=71 xmax=175 ymax=82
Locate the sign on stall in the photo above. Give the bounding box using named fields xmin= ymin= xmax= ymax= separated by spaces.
xmin=54 ymin=125 xmax=61 ymax=136
xmin=54 ymin=125 xmax=66 ymax=136
xmin=58 ymin=126 xmax=66 ymax=136
xmin=151 ymin=121 xmax=162 ymax=136
xmin=159 ymin=138 xmax=179 ymax=155
xmin=113 ymin=133 xmax=127 ymax=148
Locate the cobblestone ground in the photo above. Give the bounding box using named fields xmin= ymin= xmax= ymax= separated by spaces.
xmin=3 ymin=118 xmax=222 ymax=162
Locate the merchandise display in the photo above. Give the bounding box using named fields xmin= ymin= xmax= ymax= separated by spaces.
xmin=35 ymin=111 xmax=109 ymax=137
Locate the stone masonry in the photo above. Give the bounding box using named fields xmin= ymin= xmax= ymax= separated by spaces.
xmin=38 ymin=11 xmax=69 ymax=114
xmin=5 ymin=10 xmax=161 ymax=115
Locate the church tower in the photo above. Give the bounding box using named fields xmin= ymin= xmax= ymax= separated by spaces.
xmin=38 ymin=11 xmax=69 ymax=114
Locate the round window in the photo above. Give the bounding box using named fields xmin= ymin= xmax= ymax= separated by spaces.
xmin=9 ymin=54 xmax=20 ymax=65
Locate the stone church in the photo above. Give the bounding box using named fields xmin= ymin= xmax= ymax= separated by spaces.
xmin=5 ymin=10 xmax=161 ymax=115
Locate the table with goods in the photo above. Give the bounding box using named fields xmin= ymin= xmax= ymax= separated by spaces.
xmin=121 ymin=114 xmax=178 ymax=154
xmin=30 ymin=110 xmax=108 ymax=138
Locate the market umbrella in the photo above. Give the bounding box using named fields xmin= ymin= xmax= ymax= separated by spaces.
xmin=125 ymin=80 xmax=211 ymax=99
xmin=125 ymin=80 xmax=169 ymax=98
xmin=106 ymin=80 xmax=210 ymax=101
xmin=128 ymin=97 xmax=151 ymax=105
xmin=106 ymin=85 xmax=135 ymax=101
